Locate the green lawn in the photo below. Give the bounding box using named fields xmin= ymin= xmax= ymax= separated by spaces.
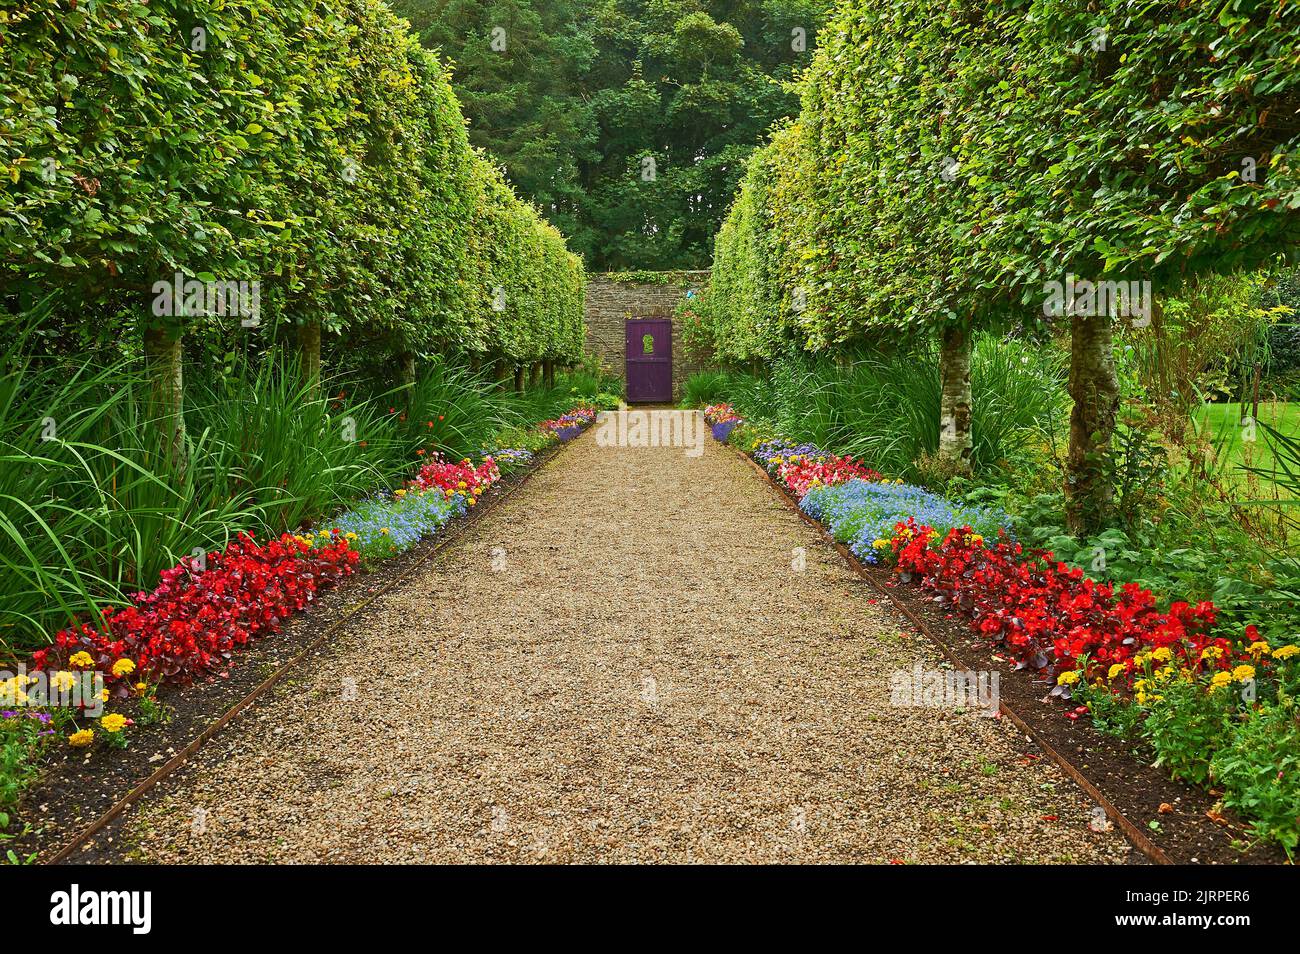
xmin=1197 ymin=400 xmax=1299 ymax=490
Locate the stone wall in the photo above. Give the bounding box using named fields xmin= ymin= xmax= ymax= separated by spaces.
xmin=583 ymin=271 xmax=711 ymax=402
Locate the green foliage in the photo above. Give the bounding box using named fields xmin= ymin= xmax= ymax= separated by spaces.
xmin=0 ymin=715 xmax=49 ymax=810
xmin=0 ymin=0 xmax=584 ymax=363
xmin=491 ymin=425 xmax=555 ymax=455
xmin=716 ymin=335 xmax=1067 ymax=479
xmin=680 ymin=370 xmax=733 ymax=407
xmin=1075 ymin=677 xmax=1145 ymax=742
xmin=1142 ymin=678 xmax=1235 ymax=787
xmin=603 ymin=270 xmax=704 ymax=286
xmin=1211 ymin=703 xmax=1300 ymax=858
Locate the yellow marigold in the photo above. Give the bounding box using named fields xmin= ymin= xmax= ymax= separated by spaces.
xmin=100 ymin=688 xmax=110 ymax=702
xmin=1247 ymin=641 xmax=1271 ymax=656
xmin=100 ymin=713 xmax=127 ymax=733
xmin=111 ymin=658 xmax=136 ymax=677
xmin=1272 ymin=645 xmax=1299 ymax=660
xmin=872 ymin=539 xmax=889 ymax=549
xmin=1232 ymin=665 xmax=1256 ymax=683
xmin=1210 ymin=671 xmax=1232 ymax=690
xmin=50 ymin=671 xmax=77 ymax=691
xmin=1201 ymin=646 xmax=1224 ymax=661
xmin=1151 ymin=647 xmax=1173 ymax=662
xmin=68 ymin=729 xmax=94 ymax=747
xmin=970 ymin=534 xmax=984 ymax=545
xmin=1057 ymin=670 xmax=1081 ymax=686
xmin=69 ymin=651 xmax=94 ymax=668
xmin=1107 ymin=663 xmax=1126 ymax=681
xmin=0 ymin=678 xmax=28 ymax=706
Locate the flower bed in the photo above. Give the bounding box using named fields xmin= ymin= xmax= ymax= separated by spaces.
xmin=408 ymin=455 xmax=500 ymax=500
xmin=706 ymin=405 xmax=1300 ymax=856
xmin=16 ymin=403 xmax=597 ymax=762
xmin=490 ymin=447 xmax=536 ymax=472
xmin=703 ymin=402 xmax=742 ymax=441
xmin=804 ymin=481 xmax=1008 ymax=564
xmin=539 ymin=405 xmax=598 ymax=442
xmin=31 ymin=532 xmax=359 ymax=686
xmin=330 ymin=489 xmax=463 ymax=563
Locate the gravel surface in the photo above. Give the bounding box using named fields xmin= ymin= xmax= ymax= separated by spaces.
xmin=117 ymin=414 xmax=1130 ymax=864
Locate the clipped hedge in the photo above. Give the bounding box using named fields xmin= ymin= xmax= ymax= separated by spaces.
xmin=702 ymin=0 xmax=1300 ymax=526
xmin=0 ymin=0 xmax=583 ymax=363
xmin=705 ymin=0 xmax=1300 ymax=352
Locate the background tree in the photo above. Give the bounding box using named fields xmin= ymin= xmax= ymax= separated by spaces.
xmin=393 ymin=0 xmax=834 ymax=269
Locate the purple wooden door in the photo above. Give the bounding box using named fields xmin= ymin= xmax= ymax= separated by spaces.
xmin=625 ymin=318 xmax=672 ymax=402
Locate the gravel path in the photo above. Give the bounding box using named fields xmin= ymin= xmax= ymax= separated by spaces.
xmin=118 ymin=414 xmax=1130 ymax=864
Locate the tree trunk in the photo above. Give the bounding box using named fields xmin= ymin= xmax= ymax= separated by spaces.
xmin=937 ymin=323 xmax=973 ymax=471
xmin=398 ymin=351 xmax=417 ymax=408
xmin=491 ymin=357 xmax=511 ymax=390
xmin=297 ymin=319 xmax=322 ymax=391
xmin=528 ymin=362 xmax=542 ymax=389
xmin=543 ymin=359 xmax=555 ymax=389
xmin=1066 ymin=312 xmax=1120 ymax=534
xmin=143 ymin=324 xmax=187 ymax=469
xmin=469 ymin=354 xmax=482 ymax=376
xmin=513 ymin=365 xmax=525 ymax=392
